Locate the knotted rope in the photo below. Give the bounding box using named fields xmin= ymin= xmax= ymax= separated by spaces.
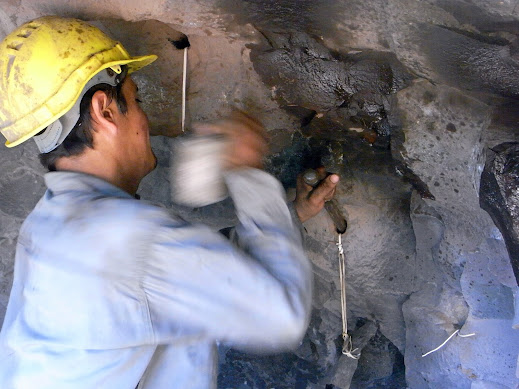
xmin=337 ymin=233 xmax=360 ymax=359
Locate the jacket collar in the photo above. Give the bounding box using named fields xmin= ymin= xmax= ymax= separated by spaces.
xmin=44 ymin=171 xmax=135 ymax=199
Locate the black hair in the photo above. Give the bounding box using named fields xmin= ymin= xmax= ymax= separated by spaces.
xmin=39 ymin=74 xmax=128 ymax=171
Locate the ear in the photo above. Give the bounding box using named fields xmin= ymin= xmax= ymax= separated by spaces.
xmin=89 ymin=90 xmax=119 ymax=136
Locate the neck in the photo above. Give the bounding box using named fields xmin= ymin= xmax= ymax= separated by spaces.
xmin=55 ymin=148 xmax=142 ymax=196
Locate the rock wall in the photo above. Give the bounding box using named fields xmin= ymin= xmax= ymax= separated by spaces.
xmin=0 ymin=1 xmax=518 ymax=388
xmin=395 ymin=80 xmax=519 ymax=388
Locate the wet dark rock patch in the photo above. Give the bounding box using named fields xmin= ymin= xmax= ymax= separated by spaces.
xmin=249 ymin=30 xmax=413 ymax=148
xmin=480 ymin=142 xmax=519 ymax=284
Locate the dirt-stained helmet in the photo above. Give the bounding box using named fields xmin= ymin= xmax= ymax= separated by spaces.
xmin=0 ymin=16 xmax=157 ymax=151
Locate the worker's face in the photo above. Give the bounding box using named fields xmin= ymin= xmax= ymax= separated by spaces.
xmin=117 ymin=76 xmax=157 ymax=178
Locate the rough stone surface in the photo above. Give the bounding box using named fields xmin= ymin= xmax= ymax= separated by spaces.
xmin=0 ymin=142 xmax=45 ymax=326
xmin=0 ymin=1 xmax=519 ymax=388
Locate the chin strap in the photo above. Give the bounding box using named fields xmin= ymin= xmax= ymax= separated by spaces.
xmin=337 ymin=233 xmax=360 ymax=359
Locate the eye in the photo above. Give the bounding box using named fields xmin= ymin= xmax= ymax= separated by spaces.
xmin=136 ymin=98 xmax=143 ymax=103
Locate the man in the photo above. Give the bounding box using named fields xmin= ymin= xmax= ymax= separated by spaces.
xmin=0 ymin=16 xmax=339 ymax=388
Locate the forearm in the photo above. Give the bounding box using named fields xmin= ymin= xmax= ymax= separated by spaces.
xmin=146 ymin=169 xmax=313 ymax=351
xmin=223 ymin=168 xmax=313 ymax=347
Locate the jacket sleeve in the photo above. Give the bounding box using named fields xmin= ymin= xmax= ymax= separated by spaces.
xmin=142 ymin=169 xmax=313 ymax=352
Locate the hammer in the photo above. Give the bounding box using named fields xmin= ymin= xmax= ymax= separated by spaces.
xmin=303 ymin=169 xmax=348 ymax=234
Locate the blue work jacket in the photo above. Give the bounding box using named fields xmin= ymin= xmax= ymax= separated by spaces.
xmin=0 ymin=169 xmax=312 ymax=388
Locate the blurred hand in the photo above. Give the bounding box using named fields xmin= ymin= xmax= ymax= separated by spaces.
xmin=293 ymin=167 xmax=339 ymax=223
xmin=193 ymin=111 xmax=268 ymax=170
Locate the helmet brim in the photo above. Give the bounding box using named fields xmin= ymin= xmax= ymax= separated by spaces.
xmin=113 ymin=54 xmax=158 ymax=74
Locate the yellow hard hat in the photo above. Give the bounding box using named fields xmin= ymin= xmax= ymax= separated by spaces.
xmin=0 ymin=16 xmax=157 ymax=148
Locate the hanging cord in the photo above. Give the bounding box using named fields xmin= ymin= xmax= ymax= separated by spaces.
xmin=168 ymin=35 xmax=190 ymax=133
xmin=182 ymin=47 xmax=188 ymax=132
xmin=337 ymin=233 xmax=360 ymax=359
xmin=421 ymin=329 xmax=476 ymax=357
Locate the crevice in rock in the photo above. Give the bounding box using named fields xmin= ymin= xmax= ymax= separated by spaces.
xmin=350 ymin=331 xmax=406 ymax=389
xmin=394 ymin=162 xmax=436 ymax=200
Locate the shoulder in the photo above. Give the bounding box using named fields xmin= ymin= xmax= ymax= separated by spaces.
xmin=23 ymin=191 xmax=184 ymax=251
xmin=74 ymin=197 xmax=186 ymax=241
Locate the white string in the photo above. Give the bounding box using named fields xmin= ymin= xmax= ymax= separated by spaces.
xmin=421 ymin=329 xmax=476 ymax=357
xmin=182 ymin=47 xmax=188 ymax=132
xmin=337 ymin=233 xmax=360 ymax=360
